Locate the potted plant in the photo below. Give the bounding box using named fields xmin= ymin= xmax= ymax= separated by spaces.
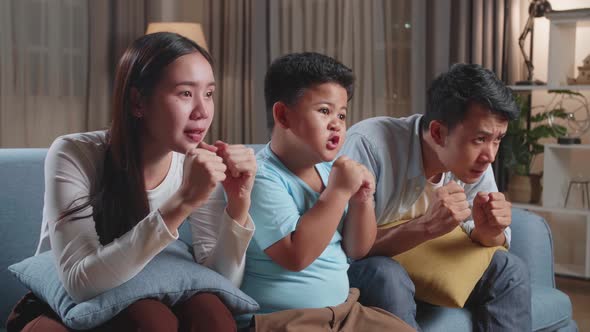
xmin=501 ymin=90 xmax=574 ymax=203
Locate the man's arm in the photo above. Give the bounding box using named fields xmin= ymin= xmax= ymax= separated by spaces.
xmin=470 ymin=192 xmax=511 ymax=247
xmin=463 ymin=167 xmax=512 ymax=247
xmin=368 ymin=181 xmax=471 ymax=257
xmin=368 ymin=215 xmax=433 ymax=257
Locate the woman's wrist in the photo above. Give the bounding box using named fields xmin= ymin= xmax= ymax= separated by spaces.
xmin=159 ymin=192 xmax=196 ymax=229
xmin=226 ymin=196 xmax=251 ymax=226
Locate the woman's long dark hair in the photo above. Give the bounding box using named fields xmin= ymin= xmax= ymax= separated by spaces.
xmin=60 ymin=32 xmax=213 ymax=245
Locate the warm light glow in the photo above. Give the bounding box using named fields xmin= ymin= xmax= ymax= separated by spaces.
xmin=146 ymin=22 xmax=208 ymax=51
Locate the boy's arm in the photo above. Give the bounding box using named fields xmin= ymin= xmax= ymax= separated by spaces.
xmin=341 ymin=200 xmax=376 ymax=259
xmin=264 ymin=156 xmax=363 ymax=271
xmin=265 ymin=188 xmax=350 ymax=271
xmin=341 ymin=165 xmax=377 ymax=260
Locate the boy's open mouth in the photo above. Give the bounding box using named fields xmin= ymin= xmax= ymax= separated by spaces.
xmin=326 ymin=135 xmax=340 ymax=150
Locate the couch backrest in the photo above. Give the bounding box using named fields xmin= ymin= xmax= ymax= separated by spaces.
xmin=0 ymin=149 xmax=47 ymax=325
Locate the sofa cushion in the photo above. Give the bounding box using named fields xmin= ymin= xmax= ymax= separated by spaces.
xmin=532 ymin=286 xmax=573 ymax=332
xmin=416 ymin=285 xmax=574 ymax=332
xmin=0 ymin=148 xmax=47 ymax=327
xmin=8 ymin=240 xmax=259 ymax=330
xmin=389 ymin=224 xmax=505 ymax=308
xmin=510 ymin=209 xmax=555 ymax=287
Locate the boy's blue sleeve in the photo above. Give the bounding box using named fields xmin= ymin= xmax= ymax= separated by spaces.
xmin=250 ymin=170 xmax=301 ymax=251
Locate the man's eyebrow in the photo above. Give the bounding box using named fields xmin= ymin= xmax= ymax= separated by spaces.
xmin=475 ymin=130 xmax=494 ymax=136
xmin=476 ymin=130 xmax=506 ymax=137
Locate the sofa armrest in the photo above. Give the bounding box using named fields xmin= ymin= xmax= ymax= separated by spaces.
xmin=509 ymin=208 xmax=555 ymax=288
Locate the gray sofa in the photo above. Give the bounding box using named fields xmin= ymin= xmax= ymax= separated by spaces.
xmin=0 ymin=147 xmax=578 ymax=331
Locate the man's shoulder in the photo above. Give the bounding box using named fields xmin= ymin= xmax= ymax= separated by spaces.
xmin=345 ymin=115 xmax=420 ymax=151
xmin=347 ymin=114 xmax=421 ymax=136
xmin=342 ymin=115 xmax=422 ymax=162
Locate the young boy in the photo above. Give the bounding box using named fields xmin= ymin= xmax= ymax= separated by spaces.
xmin=239 ymin=52 xmax=414 ymax=331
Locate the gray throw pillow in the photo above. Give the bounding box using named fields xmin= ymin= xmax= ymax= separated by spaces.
xmin=8 ymin=240 xmax=259 ymax=330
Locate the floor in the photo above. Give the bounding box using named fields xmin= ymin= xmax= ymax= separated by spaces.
xmin=556 ymin=276 xmax=590 ymax=331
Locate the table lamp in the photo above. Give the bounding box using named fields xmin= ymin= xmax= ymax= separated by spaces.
xmin=516 ymin=0 xmax=552 ymax=85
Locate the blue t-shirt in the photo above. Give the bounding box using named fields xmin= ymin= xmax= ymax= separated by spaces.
xmin=240 ymin=143 xmax=350 ymax=316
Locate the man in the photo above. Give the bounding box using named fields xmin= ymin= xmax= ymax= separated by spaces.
xmin=341 ymin=63 xmax=531 ymax=331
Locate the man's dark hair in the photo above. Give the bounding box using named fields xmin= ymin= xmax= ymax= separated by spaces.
xmin=422 ymin=63 xmax=519 ymax=132
xmin=264 ymin=52 xmax=355 ymax=129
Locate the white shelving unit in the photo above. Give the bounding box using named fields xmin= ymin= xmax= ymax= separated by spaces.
xmin=546 ymin=10 xmax=590 ymax=87
xmin=512 ymin=144 xmax=590 ymax=279
xmin=508 ymin=9 xmax=590 ymax=91
xmin=543 ymin=144 xmax=590 ymax=209
xmin=507 ymin=10 xmax=590 ymax=279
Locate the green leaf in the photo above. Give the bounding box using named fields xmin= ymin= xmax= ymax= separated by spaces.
xmin=548 ymin=89 xmax=584 ymax=97
xmin=529 ymin=126 xmax=554 ymax=139
xmin=530 ymin=109 xmax=568 ymax=122
xmin=553 ymin=125 xmax=567 ymax=136
xmin=549 ymin=109 xmax=569 ymax=118
xmin=531 ymin=143 xmax=544 ymax=155
xmin=502 ymin=89 xmax=588 ymax=175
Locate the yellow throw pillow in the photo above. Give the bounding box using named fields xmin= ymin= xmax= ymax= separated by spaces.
xmin=381 ymin=221 xmax=506 ymax=308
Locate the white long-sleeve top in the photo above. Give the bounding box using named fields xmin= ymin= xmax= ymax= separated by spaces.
xmin=35 ymin=131 xmax=254 ymax=303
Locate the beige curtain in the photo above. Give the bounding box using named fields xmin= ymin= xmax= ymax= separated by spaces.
xmin=269 ymin=0 xmax=413 ymax=126
xmin=425 ymin=0 xmax=526 ymax=84
xmin=200 ymin=0 xmax=413 ymax=144
xmin=0 ymin=0 xmax=89 ymax=147
xmin=201 ymin=0 xmax=260 ymax=144
xmin=111 ymin=0 xmax=148 ymax=71
xmin=86 ymin=0 xmax=148 ymax=132
xmin=86 ymin=0 xmax=111 ymax=132
xmin=0 ymin=0 xmax=147 ymax=148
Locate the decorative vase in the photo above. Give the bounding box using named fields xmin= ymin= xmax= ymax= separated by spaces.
xmin=508 ymin=174 xmax=542 ymax=204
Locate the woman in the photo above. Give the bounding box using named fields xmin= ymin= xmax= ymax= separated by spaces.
xmin=10 ymin=32 xmax=256 ymax=331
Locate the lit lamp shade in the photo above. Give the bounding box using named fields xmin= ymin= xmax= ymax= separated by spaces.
xmin=146 ymin=22 xmax=208 ymax=51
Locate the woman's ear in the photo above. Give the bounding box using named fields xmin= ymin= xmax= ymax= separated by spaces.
xmin=429 ymin=120 xmax=448 ymax=146
xmin=130 ymin=88 xmax=144 ymax=118
xmin=272 ymin=102 xmax=290 ymax=129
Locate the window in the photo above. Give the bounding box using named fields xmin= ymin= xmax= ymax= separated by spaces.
xmin=16 ymin=0 xmax=88 ymax=97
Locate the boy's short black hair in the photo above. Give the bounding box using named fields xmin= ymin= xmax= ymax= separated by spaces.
xmin=264 ymin=52 xmax=355 ymax=129
xmin=422 ymin=63 xmax=519 ymax=132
